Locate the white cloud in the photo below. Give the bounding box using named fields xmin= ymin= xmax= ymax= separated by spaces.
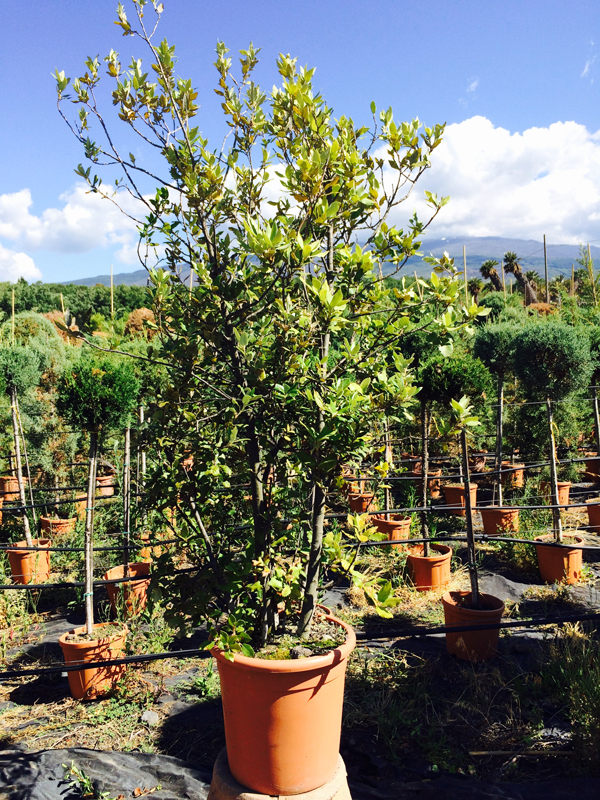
xmin=466 ymin=78 xmax=479 ymax=93
xmin=582 ymin=55 xmax=597 ymax=78
xmin=0 ymin=243 xmax=42 ymax=283
xmin=388 ymin=116 xmax=600 ymax=244
xmin=0 ymin=186 xmax=143 ymax=262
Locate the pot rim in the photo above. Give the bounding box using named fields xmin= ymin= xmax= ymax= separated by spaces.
xmin=103 ymin=562 xmax=151 ymax=580
xmin=59 ymin=622 xmax=128 ymax=649
xmin=6 ymin=538 xmax=52 ymax=552
xmin=406 ymin=543 xmax=452 ymax=560
xmin=534 ymin=534 xmax=583 ymax=546
xmin=479 ymin=505 xmax=519 ymax=513
xmin=443 ymin=483 xmax=478 ymax=489
xmin=442 ymin=590 xmax=505 ymax=615
xmin=212 ymin=610 xmax=356 ymax=674
xmin=40 ymin=515 xmax=77 ymax=523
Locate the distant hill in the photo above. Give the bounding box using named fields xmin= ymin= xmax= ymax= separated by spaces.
xmin=61 ymin=237 xmax=600 ymax=285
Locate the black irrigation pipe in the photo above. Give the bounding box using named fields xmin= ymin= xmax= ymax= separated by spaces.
xmin=2 ymin=496 xmax=119 ymax=513
xmin=357 ymin=534 xmax=600 ymax=551
xmin=0 ymin=538 xmax=178 ymax=553
xmin=0 ymin=565 xmax=199 ymax=591
xmin=3 ymin=608 xmax=600 ymax=682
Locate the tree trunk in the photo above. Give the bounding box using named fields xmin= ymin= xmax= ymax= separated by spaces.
xmin=489 ymin=271 xmax=503 ymax=292
xmin=460 ymin=429 xmax=479 ymax=609
xmin=11 ymin=387 xmax=32 ymax=547
xmin=420 ymin=400 xmax=429 ymax=556
xmin=85 ymin=430 xmax=99 ymax=635
xmin=496 ymin=378 xmax=504 ymax=507
xmin=546 ymin=399 xmax=563 ymax=543
xmin=16 ymin=398 xmax=37 ymax=525
xmin=592 ymin=386 xmax=600 ymax=457
xmin=123 ymin=426 xmax=131 ymax=573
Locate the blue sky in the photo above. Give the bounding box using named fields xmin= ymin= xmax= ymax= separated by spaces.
xmin=1 ymin=0 xmax=599 ymax=283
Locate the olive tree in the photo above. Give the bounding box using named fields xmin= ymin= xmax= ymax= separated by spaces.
xmin=55 ymin=0 xmax=482 ymax=648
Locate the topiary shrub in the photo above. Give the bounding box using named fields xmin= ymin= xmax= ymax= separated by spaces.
xmin=124 ymin=307 xmax=156 ymax=339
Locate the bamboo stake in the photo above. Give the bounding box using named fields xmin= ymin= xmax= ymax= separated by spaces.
xmin=110 ymin=264 xmax=114 ymax=320
xmin=571 ymin=264 xmax=575 ymax=297
xmin=544 ymin=234 xmax=549 ymax=304
xmin=463 ymin=245 xmax=468 ymax=305
xmin=496 ymin=378 xmax=504 ymax=507
xmin=546 ymin=399 xmax=563 ymax=543
xmin=60 ymin=293 xmax=65 ymax=315
xmin=460 ymin=428 xmax=479 ymax=608
xmin=123 ymin=426 xmax=131 ymax=574
xmin=84 ymin=430 xmax=99 ymax=635
xmin=16 ymin=399 xmax=36 ymax=525
xmin=11 ymin=388 xmax=32 ymax=547
xmin=11 ymin=289 xmax=15 ymax=345
xmin=189 ymin=268 xmax=194 ymax=300
xmin=501 ymin=259 xmax=506 ymax=300
xmin=420 ymin=401 xmax=429 ymax=556
xmin=592 ymin=387 xmax=600 ymax=458
xmin=588 ymin=244 xmax=597 ymax=307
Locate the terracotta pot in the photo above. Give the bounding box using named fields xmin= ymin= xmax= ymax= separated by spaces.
xmin=40 ymin=516 xmax=77 ymax=536
xmin=583 ymin=452 xmax=600 ymax=481
xmin=6 ymin=539 xmax=51 ymax=585
xmin=213 ymin=610 xmax=356 ymax=795
xmin=74 ymin=494 xmax=87 ymax=520
xmin=501 ymin=461 xmax=525 ymax=489
xmin=406 ymin=543 xmax=452 ymax=591
xmin=0 ymin=475 xmax=28 ymax=502
xmin=104 ymin=562 xmax=151 ymax=616
xmin=96 ymin=474 xmax=116 ymax=497
xmin=442 ymin=483 xmax=477 ymax=516
xmin=348 ymin=493 xmax=376 ymax=513
xmin=372 ymin=514 xmax=411 ymax=548
xmin=59 ymin=623 xmax=127 ymax=700
xmin=343 ymin=477 xmax=360 ymax=495
xmin=442 ymin=590 xmax=505 ymax=662
xmin=408 ymin=468 xmax=442 ymax=499
xmin=540 ymin=480 xmax=571 ymax=507
xmin=479 ymin=506 xmax=520 ymax=535
xmin=587 ymin=500 xmax=600 ymax=532
xmin=534 ymin=534 xmax=583 ymax=585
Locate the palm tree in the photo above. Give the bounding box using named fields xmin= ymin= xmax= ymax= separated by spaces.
xmin=525 ymin=270 xmax=541 ymax=294
xmin=503 ymin=251 xmax=538 ymax=305
xmin=467 ymin=278 xmax=484 ymax=304
xmin=480 ymin=259 xmax=503 ymax=292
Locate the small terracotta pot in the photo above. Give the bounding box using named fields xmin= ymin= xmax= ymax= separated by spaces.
xmin=406 ymin=543 xmax=452 ymax=591
xmin=0 ymin=475 xmax=28 ymax=502
xmin=213 ymin=610 xmax=356 ymax=796
xmin=501 ymin=461 xmax=525 ymax=489
xmin=408 ymin=467 xmax=443 ymax=499
xmin=372 ymin=514 xmax=411 ymax=548
xmin=479 ymin=506 xmax=520 ymax=535
xmin=583 ymin=452 xmax=600 ymax=481
xmin=540 ymin=480 xmax=571 ymax=507
xmin=96 ymin=474 xmax=116 ymax=497
xmin=74 ymin=494 xmax=87 ymax=521
xmin=534 ymin=534 xmax=583 ymax=585
xmin=348 ymin=492 xmax=376 ymax=513
xmin=6 ymin=539 xmax=51 ymax=585
xmin=40 ymin=516 xmax=77 ymax=536
xmin=104 ymin=562 xmax=151 ymax=617
xmin=442 ymin=590 xmax=505 ymax=662
xmin=59 ymin=623 xmax=127 ymax=700
xmin=443 ymin=483 xmax=477 ymax=516
xmin=587 ymin=500 xmax=600 ymax=532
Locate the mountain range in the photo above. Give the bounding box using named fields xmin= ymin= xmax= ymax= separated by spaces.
xmin=63 ymin=237 xmax=600 ymax=286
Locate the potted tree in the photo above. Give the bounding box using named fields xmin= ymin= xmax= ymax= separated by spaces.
xmin=512 ymin=322 xmax=593 ymax=584
xmin=440 ymin=398 xmax=505 ymax=661
xmin=55 ymin=353 xmax=139 ymax=699
xmin=473 ymin=322 xmax=521 ymax=535
xmin=0 ymin=346 xmax=51 ymax=585
xmin=56 ymin=6 xmax=482 ymax=792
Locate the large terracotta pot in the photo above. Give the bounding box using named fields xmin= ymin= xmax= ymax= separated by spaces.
xmin=213 ymin=611 xmax=356 ymax=796
xmin=442 ymin=590 xmax=504 ymax=662
xmin=406 ymin=543 xmax=452 ymax=591
xmin=501 ymin=462 xmax=525 ymax=489
xmin=587 ymin=500 xmax=600 ymax=532
xmin=442 ymin=483 xmax=477 ymax=516
xmin=40 ymin=516 xmax=77 ymax=536
xmin=59 ymin=623 xmax=127 ymax=700
xmin=583 ymin=452 xmax=600 ymax=482
xmin=540 ymin=480 xmax=571 ymax=507
xmin=0 ymin=475 xmax=28 ymax=502
xmin=347 ymin=493 xmax=376 ymax=513
xmin=372 ymin=514 xmax=411 ymax=548
xmin=96 ymin=474 xmax=116 ymax=497
xmin=104 ymin=562 xmax=151 ymax=617
xmin=534 ymin=534 xmax=583 ymax=585
xmin=479 ymin=506 xmax=520 ymax=535
xmin=6 ymin=539 xmax=51 ymax=585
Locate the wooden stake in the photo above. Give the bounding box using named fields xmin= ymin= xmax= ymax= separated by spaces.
xmin=588 ymin=243 xmax=597 ymax=307
xmin=501 ymin=258 xmax=506 ymax=300
xmin=460 ymin=428 xmax=479 ymax=608
xmin=463 ymin=245 xmax=468 ymax=304
xmin=84 ymin=430 xmax=99 ymax=635
xmin=110 ymin=264 xmax=114 ymax=319
xmin=420 ymin=400 xmax=429 ymax=556
xmin=60 ymin=293 xmax=65 ymax=315
xmin=189 ymin=268 xmax=194 ymax=300
xmin=546 ymin=399 xmax=563 ymax=543
xmin=496 ymin=378 xmax=504 ymax=507
xmin=11 ymin=388 xmax=32 ymax=548
xmin=11 ymin=288 xmax=15 ymax=345
xmin=544 ymin=234 xmax=549 ymax=304
xmin=123 ymin=426 xmax=131 ymax=572
xmin=571 ymin=264 xmax=575 ymax=297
